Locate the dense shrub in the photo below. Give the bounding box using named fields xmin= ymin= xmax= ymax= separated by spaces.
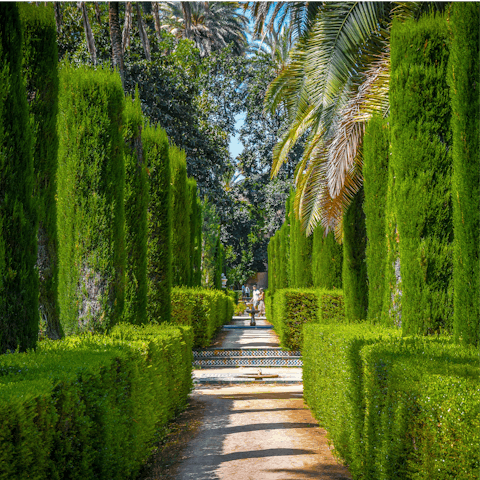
xmin=448 ymin=3 xmax=480 ymax=346
xmin=20 ymin=3 xmax=60 ymax=339
xmin=0 ymin=3 xmax=38 ymax=353
xmin=123 ymin=94 xmax=148 ymax=325
xmin=170 ymin=288 xmax=234 ymax=348
xmin=143 ymin=123 xmax=171 ymax=323
xmin=391 ymin=13 xmax=453 ymax=335
xmin=342 ymin=188 xmax=368 ymax=321
xmin=188 ymin=178 xmax=202 ymax=287
xmin=0 ymin=324 xmax=193 ymax=480
xmin=312 ymin=224 xmax=342 ymax=290
xmin=57 ymin=64 xmax=125 ymax=335
xmin=270 ymin=289 xmax=345 ymax=350
xmin=363 ymin=115 xmax=390 ymax=323
xmin=170 ymin=145 xmax=191 ymax=287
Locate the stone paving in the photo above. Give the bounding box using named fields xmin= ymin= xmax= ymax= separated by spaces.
xmin=174 ymin=316 xmax=352 ymax=479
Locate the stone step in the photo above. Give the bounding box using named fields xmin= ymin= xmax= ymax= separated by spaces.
xmin=193 ymin=357 xmax=302 ymax=368
xmin=222 ymin=325 xmax=273 ymax=329
xmin=193 ymin=348 xmax=300 ymax=358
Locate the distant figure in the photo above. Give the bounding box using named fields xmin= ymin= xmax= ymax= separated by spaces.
xmin=258 ymin=288 xmax=265 ymax=315
xmin=252 ymin=285 xmax=259 ymax=310
xmin=244 ymin=284 xmax=250 ymax=299
xmin=241 ymin=284 xmax=246 ymax=299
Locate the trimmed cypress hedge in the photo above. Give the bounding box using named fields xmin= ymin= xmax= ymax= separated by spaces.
xmin=0 ymin=324 xmax=193 ymax=479
xmin=363 ymin=115 xmax=390 ymax=323
xmin=342 ymin=187 xmax=368 ymax=321
xmin=170 ymin=287 xmax=234 ymax=348
xmin=57 ymin=64 xmax=125 ymax=335
xmin=123 ymin=94 xmax=148 ymax=325
xmin=448 ymin=2 xmax=480 ymax=346
xmin=187 ymin=178 xmax=202 ymax=287
xmin=170 ymin=145 xmax=191 ymax=287
xmin=20 ymin=3 xmax=60 ymax=340
xmin=143 ymin=122 xmax=171 ymax=323
xmin=269 ymin=288 xmax=345 ymax=350
xmin=0 ymin=4 xmax=38 ymax=353
xmin=390 ymin=13 xmax=453 ymax=335
xmin=312 ymin=224 xmax=342 ymax=290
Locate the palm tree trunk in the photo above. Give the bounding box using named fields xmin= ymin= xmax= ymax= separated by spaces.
xmin=53 ymin=2 xmax=63 ymax=32
xmin=109 ymin=2 xmax=125 ymax=88
xmin=181 ymin=2 xmax=192 ymax=39
xmin=135 ymin=3 xmax=151 ymax=61
xmin=152 ymin=2 xmax=162 ymax=41
xmin=79 ymin=2 xmax=96 ymax=65
xmin=122 ymin=1 xmax=133 ymax=52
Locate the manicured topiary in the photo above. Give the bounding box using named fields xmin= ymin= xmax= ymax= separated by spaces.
xmin=448 ymin=2 xmax=480 ymax=346
xmin=143 ymin=122 xmax=171 ymax=323
xmin=363 ymin=115 xmax=390 ymax=323
xmin=277 ymin=223 xmax=288 ymax=289
xmin=123 ymin=93 xmax=148 ymax=325
xmin=20 ymin=3 xmax=60 ymax=339
xmin=312 ymin=224 xmax=342 ymax=290
xmin=57 ymin=64 xmax=125 ymax=335
xmin=187 ymin=178 xmax=202 ymax=286
xmin=390 ymin=13 xmax=453 ymax=335
xmin=170 ymin=145 xmax=191 ymax=287
xmin=0 ymin=4 xmax=38 ymax=352
xmin=342 ymin=187 xmax=368 ymax=321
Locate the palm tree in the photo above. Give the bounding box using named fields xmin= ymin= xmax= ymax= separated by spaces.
xmin=159 ymin=1 xmax=248 ymax=57
xmin=255 ymin=1 xmax=445 ymax=238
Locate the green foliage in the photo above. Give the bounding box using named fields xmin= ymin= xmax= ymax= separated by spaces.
xmin=123 ymin=94 xmax=148 ymax=325
xmin=0 ymin=324 xmax=193 ymax=479
xmin=390 ymin=13 xmax=453 ymax=335
xmin=170 ymin=145 xmax=191 ymax=287
xmin=0 ymin=4 xmax=38 ymax=353
xmin=19 ymin=3 xmax=60 ymax=340
xmin=187 ymin=178 xmax=202 ymax=287
xmin=270 ymin=289 xmax=345 ymax=351
xmin=170 ymin=288 xmax=233 ymax=348
xmin=213 ymin=236 xmax=224 ymax=289
xmin=448 ymin=3 xmax=480 ymax=346
xmin=303 ymin=324 xmax=400 ymax=472
xmin=312 ymin=224 xmax=342 ymax=290
xmin=343 ymin=187 xmax=368 ymax=321
xmin=142 ymin=122 xmax=171 ymax=324
xmin=201 ymin=200 xmax=224 ymax=289
xmin=363 ymin=115 xmax=390 ymax=323
xmin=57 ymin=64 xmax=125 ymax=335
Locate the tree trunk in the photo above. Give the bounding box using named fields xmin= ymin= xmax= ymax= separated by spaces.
xmin=122 ymin=1 xmax=133 ymax=52
xmin=135 ymin=3 xmax=151 ymax=61
xmin=109 ymin=2 xmax=124 ymax=88
xmin=79 ymin=2 xmax=96 ymax=65
xmin=152 ymin=2 xmax=162 ymax=41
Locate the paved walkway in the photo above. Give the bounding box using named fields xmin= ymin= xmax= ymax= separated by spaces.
xmin=173 ymin=316 xmax=352 ymax=479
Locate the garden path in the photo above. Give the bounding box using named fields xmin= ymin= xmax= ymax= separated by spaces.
xmin=170 ymin=316 xmax=353 ymax=480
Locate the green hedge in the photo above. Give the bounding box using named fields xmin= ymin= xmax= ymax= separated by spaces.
xmin=57 ymin=64 xmax=125 ymax=335
xmin=143 ymin=123 xmax=171 ymax=323
xmin=123 ymin=94 xmax=148 ymax=325
xmin=448 ymin=3 xmax=480 ymax=346
xmin=391 ymin=13 xmax=453 ymax=335
xmin=342 ymin=187 xmax=368 ymax=321
xmin=303 ymin=324 xmax=479 ymax=480
xmin=363 ymin=115 xmax=390 ymax=323
xmin=0 ymin=324 xmax=193 ymax=480
xmin=312 ymin=224 xmax=342 ymax=290
xmin=20 ymin=3 xmax=61 ymax=340
xmin=0 ymin=3 xmax=38 ymax=353
xmin=188 ymin=178 xmax=202 ymax=287
xmin=170 ymin=145 xmax=191 ymax=287
xmin=270 ymin=288 xmax=345 ymax=350
xmin=170 ymin=288 xmax=234 ymax=348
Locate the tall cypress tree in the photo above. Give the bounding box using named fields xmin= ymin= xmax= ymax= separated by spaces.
xmin=123 ymin=94 xmax=148 ymax=325
xmin=0 ymin=4 xmax=38 ymax=352
xmin=20 ymin=3 xmax=60 ymax=339
xmin=448 ymin=3 xmax=480 ymax=346
xmin=143 ymin=123 xmax=171 ymax=323
xmin=170 ymin=145 xmax=191 ymax=287
xmin=363 ymin=115 xmax=390 ymax=322
xmin=312 ymin=225 xmax=343 ymax=290
xmin=187 ymin=177 xmax=201 ymax=286
xmin=391 ymin=13 xmax=453 ymax=335
xmin=57 ymin=65 xmax=125 ymax=335
xmin=343 ymin=188 xmax=368 ymax=321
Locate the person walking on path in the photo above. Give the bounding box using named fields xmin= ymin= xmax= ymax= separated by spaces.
xmin=244 ymin=284 xmax=250 ymax=300
xmin=258 ymin=288 xmax=265 ymax=316
xmin=241 ymin=284 xmax=246 ymax=300
xmin=252 ymin=285 xmax=259 ymax=310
